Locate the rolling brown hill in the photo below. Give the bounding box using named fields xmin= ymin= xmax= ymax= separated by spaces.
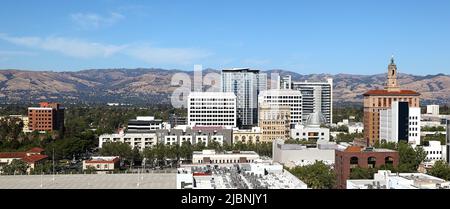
xmin=0 ymin=68 xmax=449 ymax=106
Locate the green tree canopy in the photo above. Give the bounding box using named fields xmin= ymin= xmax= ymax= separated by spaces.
xmin=1 ymin=159 xmax=29 ymax=175
xmin=289 ymin=161 xmax=336 ymax=189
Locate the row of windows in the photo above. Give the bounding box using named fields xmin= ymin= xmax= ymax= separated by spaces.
xmin=409 ymin=127 xmax=418 ymax=131
xmin=409 ymin=133 xmax=418 ymax=137
xmin=190 ymin=98 xmax=235 ymax=101
xmin=29 ymin=110 xmax=52 ymax=113
xmin=409 ymin=122 xmax=418 ymax=125
xmin=189 ymin=106 xmax=235 ymax=109
xmin=263 ymin=96 xmax=301 ymax=99
xmin=31 ymin=121 xmax=52 ymax=124
xmin=426 ymin=151 xmax=442 ymax=154
xmin=295 ymin=132 xmax=325 ymax=136
xmin=189 ymin=118 xmax=235 ymax=121
xmin=197 ymin=159 xmax=255 ymax=164
xmin=189 ymin=111 xmax=235 ymax=114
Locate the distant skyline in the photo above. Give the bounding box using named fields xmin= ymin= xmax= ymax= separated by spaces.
xmin=1 ymin=0 xmax=450 ymax=75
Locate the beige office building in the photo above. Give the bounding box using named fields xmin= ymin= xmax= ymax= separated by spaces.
xmin=258 ymin=103 xmax=291 ymax=142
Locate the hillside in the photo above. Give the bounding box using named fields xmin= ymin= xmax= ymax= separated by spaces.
xmin=0 ymin=69 xmax=449 ymax=106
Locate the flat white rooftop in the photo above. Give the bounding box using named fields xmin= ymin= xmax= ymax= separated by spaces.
xmin=0 ymin=173 xmax=176 ymax=189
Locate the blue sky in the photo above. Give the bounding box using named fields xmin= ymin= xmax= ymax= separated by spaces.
xmin=0 ymin=0 xmax=449 ymax=75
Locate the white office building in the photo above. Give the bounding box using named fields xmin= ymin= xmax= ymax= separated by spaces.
xmin=187 ymin=92 xmax=237 ymax=128
xmin=426 ymin=105 xmax=440 ymax=115
xmin=126 ymin=116 xmax=163 ymax=133
xmin=98 ymin=131 xmax=158 ymax=151
xmin=379 ymin=101 xmax=421 ymax=145
xmin=258 ymin=89 xmax=303 ymax=126
xmin=347 ymin=170 xmax=450 ymax=189
xmin=422 ymin=140 xmax=447 ymax=168
xmin=221 ymin=68 xmax=267 ymax=128
xmin=279 ymin=75 xmax=333 ymax=124
xmin=272 ymin=139 xmax=336 ymax=168
xmin=192 ymin=150 xmax=260 ymax=164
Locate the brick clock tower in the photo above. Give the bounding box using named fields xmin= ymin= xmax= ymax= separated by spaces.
xmin=363 ymin=57 xmax=420 ymax=146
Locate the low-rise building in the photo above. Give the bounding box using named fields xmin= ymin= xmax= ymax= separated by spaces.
xmin=422 ymin=140 xmax=447 ymax=168
xmin=98 ymin=131 xmax=158 ymax=151
xmin=272 ymin=139 xmax=336 ymax=168
xmin=177 ymin=162 xmax=307 ymax=189
xmin=335 ymin=146 xmax=399 ymax=189
xmin=156 ymin=126 xmax=232 ymax=146
xmin=83 ymin=156 xmax=120 ymax=173
xmin=290 ymin=112 xmax=329 ymax=142
xmin=192 ymin=150 xmax=260 ymax=164
xmin=347 ymin=170 xmax=450 ymax=189
xmin=232 ymin=127 xmax=262 ymax=144
xmin=0 ymin=147 xmax=48 ymax=173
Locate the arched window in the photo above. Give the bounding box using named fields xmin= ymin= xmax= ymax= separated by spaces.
xmin=350 ymin=157 xmax=358 ymax=168
xmin=368 ymin=157 xmax=376 ymax=168
xmin=385 ymin=156 xmax=394 ymax=165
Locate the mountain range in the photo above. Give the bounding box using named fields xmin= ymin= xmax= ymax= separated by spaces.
xmin=0 ymin=68 xmax=449 ymax=106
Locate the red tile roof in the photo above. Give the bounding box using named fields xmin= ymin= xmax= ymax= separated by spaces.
xmin=27 ymin=147 xmax=45 ymax=153
xmin=85 ymin=158 xmax=119 ymax=164
xmin=22 ymin=155 xmax=48 ymax=163
xmin=363 ymin=89 xmax=420 ymax=96
xmin=344 ymin=146 xmax=363 ymax=153
xmin=0 ymin=152 xmax=26 ymax=158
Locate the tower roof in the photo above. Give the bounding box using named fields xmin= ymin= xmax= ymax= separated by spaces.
xmin=306 ymin=112 xmax=326 ymax=127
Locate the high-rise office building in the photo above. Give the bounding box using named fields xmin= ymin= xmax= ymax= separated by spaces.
xmin=379 ymin=101 xmax=421 ymax=145
xmin=279 ymin=75 xmax=333 ymax=124
xmin=221 ymin=68 xmax=267 ymax=128
xmin=187 ymin=92 xmax=237 ymax=128
xmin=28 ymin=102 xmax=65 ymax=132
xmin=258 ymin=89 xmax=302 ymax=126
xmin=363 ymin=57 xmax=420 ymax=146
xmin=447 ymin=119 xmax=450 ymax=165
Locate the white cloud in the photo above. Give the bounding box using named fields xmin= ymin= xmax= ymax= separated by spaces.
xmin=126 ymin=45 xmax=212 ymax=65
xmin=0 ymin=33 xmax=211 ymax=65
xmin=0 ymin=50 xmax=36 ymax=56
xmin=0 ymin=33 xmax=125 ymax=58
xmin=71 ymin=12 xmax=124 ymax=29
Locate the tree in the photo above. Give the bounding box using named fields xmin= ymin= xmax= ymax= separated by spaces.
xmin=99 ymin=142 xmax=132 ymax=160
xmin=349 ymin=167 xmax=377 ymax=179
xmin=30 ymin=162 xmax=53 ymax=175
xmin=289 ymin=161 xmax=336 ymax=189
xmin=131 ymin=147 xmax=142 ymax=166
xmin=84 ymin=166 xmax=97 ymax=174
xmin=397 ymin=142 xmax=427 ymax=172
xmin=179 ymin=142 xmax=193 ymax=163
xmin=154 ymin=143 xmax=167 ymax=166
xmin=1 ymin=159 xmax=29 ymax=175
xmin=428 ymin=160 xmax=450 ymax=181
xmin=143 ymin=147 xmax=156 ymax=167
